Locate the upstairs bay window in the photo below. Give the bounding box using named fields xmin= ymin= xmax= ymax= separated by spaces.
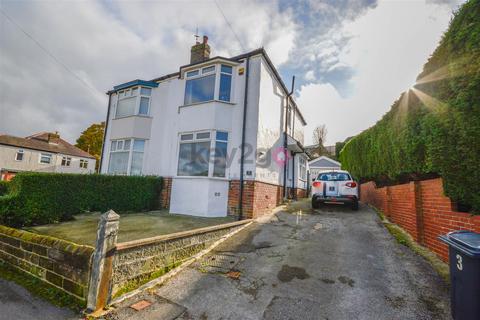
xmin=115 ymin=86 xmax=152 ymax=118
xmin=108 ymin=138 xmax=145 ymax=175
xmin=184 ymin=64 xmax=233 ymax=105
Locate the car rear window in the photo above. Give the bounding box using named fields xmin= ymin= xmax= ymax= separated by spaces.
xmin=317 ymin=172 xmax=351 ymax=181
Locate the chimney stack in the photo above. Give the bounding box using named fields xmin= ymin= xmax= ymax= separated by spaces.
xmin=190 ymin=35 xmax=210 ymax=64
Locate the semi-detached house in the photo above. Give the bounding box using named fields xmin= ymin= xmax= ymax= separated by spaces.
xmin=100 ymin=36 xmax=309 ymax=218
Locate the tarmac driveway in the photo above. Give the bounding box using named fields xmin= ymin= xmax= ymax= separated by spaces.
xmin=109 ymin=203 xmax=451 ymax=320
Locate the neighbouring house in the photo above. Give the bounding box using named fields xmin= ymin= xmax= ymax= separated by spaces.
xmin=0 ymin=132 xmax=96 ymax=180
xmin=308 ymin=156 xmax=341 ymax=179
xmin=100 ymin=36 xmax=309 ymax=218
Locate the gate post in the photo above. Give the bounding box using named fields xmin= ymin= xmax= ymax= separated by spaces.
xmin=87 ymin=210 xmax=120 ymax=313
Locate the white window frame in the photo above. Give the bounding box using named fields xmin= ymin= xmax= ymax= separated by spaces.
xmin=15 ymin=149 xmax=24 ymax=161
xmin=114 ymin=86 xmax=152 ymax=119
xmin=299 ymin=156 xmax=307 ymax=181
xmin=176 ymin=130 xmax=229 ymax=178
xmin=61 ymin=156 xmax=72 ymax=167
xmin=183 ymin=64 xmax=234 ymax=105
xmin=39 ymin=153 xmax=52 ymax=164
xmin=79 ymin=159 xmax=88 ymax=169
xmin=108 ymin=138 xmax=146 ymax=175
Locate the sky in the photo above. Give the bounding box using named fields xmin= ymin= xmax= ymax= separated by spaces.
xmin=0 ymin=0 xmax=463 ymax=145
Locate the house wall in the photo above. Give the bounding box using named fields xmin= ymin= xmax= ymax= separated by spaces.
xmin=0 ymin=144 xmax=95 ymax=176
xmin=360 ymin=178 xmax=480 ymax=262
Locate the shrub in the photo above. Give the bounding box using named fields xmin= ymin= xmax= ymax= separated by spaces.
xmin=0 ymin=181 xmax=9 ymax=196
xmin=0 ymin=172 xmax=162 ymax=227
xmin=340 ymin=0 xmax=480 ymax=212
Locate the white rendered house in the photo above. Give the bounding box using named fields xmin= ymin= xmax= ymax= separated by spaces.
xmin=100 ymin=37 xmax=309 ymax=218
xmin=0 ymin=132 xmax=96 ymax=180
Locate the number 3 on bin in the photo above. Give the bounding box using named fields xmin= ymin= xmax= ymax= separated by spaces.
xmin=456 ymin=254 xmax=463 ymax=271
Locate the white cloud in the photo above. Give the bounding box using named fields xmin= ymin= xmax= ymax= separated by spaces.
xmin=304 ymin=70 xmax=315 ymax=81
xmin=298 ymin=0 xmax=461 ymax=145
xmin=0 ymin=0 xmax=296 ymax=142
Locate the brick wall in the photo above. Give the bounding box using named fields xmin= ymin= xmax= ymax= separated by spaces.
xmin=160 ymin=177 xmax=172 ymax=209
xmin=228 ymin=180 xmax=285 ymax=219
xmin=360 ymin=178 xmax=480 ymax=262
xmin=0 ymin=225 xmax=94 ymax=301
xmin=294 ymin=188 xmax=308 ymax=199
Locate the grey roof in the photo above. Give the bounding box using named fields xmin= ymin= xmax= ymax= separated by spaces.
xmin=309 ymin=157 xmax=340 ymax=168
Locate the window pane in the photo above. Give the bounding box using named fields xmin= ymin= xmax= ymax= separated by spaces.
xmin=219 ymin=74 xmax=231 ymax=102
xmin=177 ymin=141 xmax=210 ymax=176
xmin=202 ymin=66 xmax=215 ymax=74
xmin=196 ymin=132 xmax=210 ymax=140
xmin=213 ymin=141 xmax=227 ymax=177
xmin=139 ymin=97 xmax=149 ymax=115
xmin=186 ymin=70 xmax=199 ymax=77
xmin=130 ymin=152 xmax=143 ymax=175
xmin=133 ymin=139 xmax=145 ymax=152
xmin=111 ymin=141 xmax=117 ymax=151
xmin=124 ymin=139 xmax=131 ymax=150
xmin=216 ymin=131 xmax=228 ymax=141
xmin=108 ymin=152 xmax=129 ymax=174
xmin=117 ymin=140 xmax=124 ymax=150
xmin=140 ymin=87 xmax=152 ymax=96
xmin=221 ymin=65 xmax=232 ymax=74
xmin=184 ymin=74 xmax=215 ymax=105
xmin=116 ymin=96 xmax=136 ymax=117
xmin=181 ymin=133 xmax=194 ymax=141
xmin=131 ymin=87 xmax=138 ymax=96
xmin=40 ymin=153 xmax=51 ymax=164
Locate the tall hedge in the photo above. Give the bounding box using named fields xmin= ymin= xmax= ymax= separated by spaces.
xmin=0 ymin=173 xmax=162 ymax=227
xmin=340 ymin=0 xmax=480 ymax=212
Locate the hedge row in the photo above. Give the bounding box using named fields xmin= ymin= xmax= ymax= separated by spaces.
xmin=0 ymin=173 xmax=162 ymax=227
xmin=340 ymin=0 xmax=480 ymax=212
xmin=0 ymin=181 xmax=9 ymax=196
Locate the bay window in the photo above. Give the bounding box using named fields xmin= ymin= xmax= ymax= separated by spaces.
xmin=177 ymin=131 xmax=229 ymax=178
xmin=108 ymin=138 xmax=146 ymax=175
xmin=115 ymin=86 xmax=152 ymax=118
xmin=184 ymin=64 xmax=233 ymax=105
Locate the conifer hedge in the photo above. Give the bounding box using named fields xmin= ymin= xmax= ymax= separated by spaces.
xmin=340 ymin=0 xmax=480 ymax=212
xmin=0 ymin=173 xmax=162 ymax=227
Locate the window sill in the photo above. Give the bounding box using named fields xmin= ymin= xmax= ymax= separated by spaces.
xmin=113 ymin=115 xmax=152 ymax=120
xmin=174 ymin=176 xmax=229 ymax=181
xmin=179 ymin=100 xmax=236 ymax=110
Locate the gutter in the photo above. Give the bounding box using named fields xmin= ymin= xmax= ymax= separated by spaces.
xmin=238 ymin=56 xmax=250 ymax=221
xmin=98 ymin=93 xmax=112 ymax=173
xmin=283 ymin=76 xmax=295 ymax=199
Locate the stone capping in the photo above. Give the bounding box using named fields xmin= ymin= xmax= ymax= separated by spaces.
xmin=115 ymin=219 xmax=252 ymax=252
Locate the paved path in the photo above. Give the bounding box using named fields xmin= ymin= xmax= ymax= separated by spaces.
xmin=0 ymin=279 xmax=77 ymax=320
xmin=108 ymin=203 xmax=451 ymax=320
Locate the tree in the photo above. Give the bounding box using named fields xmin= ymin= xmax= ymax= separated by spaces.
xmin=75 ymin=122 xmax=105 ymax=171
xmin=312 ymin=125 xmax=328 ymax=157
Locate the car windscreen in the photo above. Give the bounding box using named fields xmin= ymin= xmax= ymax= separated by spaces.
xmin=317 ymin=172 xmax=351 ymax=181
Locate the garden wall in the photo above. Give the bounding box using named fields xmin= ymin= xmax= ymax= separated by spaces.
xmin=111 ymin=219 xmax=251 ymax=298
xmin=0 ymin=225 xmax=94 ymax=301
xmin=361 ymin=178 xmax=480 ymax=262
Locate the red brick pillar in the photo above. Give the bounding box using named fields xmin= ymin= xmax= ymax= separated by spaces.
xmin=413 ymin=181 xmax=425 ymax=245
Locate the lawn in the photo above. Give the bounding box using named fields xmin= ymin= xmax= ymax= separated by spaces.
xmin=26 ymin=210 xmax=235 ymax=246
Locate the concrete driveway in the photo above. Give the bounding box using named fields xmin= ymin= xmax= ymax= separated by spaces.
xmin=108 ymin=202 xmax=451 ymax=320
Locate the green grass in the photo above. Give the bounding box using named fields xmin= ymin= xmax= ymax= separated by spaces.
xmin=372 ymin=206 xmax=450 ymax=283
xmin=27 ymin=210 xmax=235 ymax=246
xmin=0 ymin=261 xmax=84 ymax=312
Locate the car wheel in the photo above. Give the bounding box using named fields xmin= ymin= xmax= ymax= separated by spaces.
xmin=312 ymin=198 xmax=319 ymax=209
xmin=351 ymin=200 xmax=359 ymax=211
